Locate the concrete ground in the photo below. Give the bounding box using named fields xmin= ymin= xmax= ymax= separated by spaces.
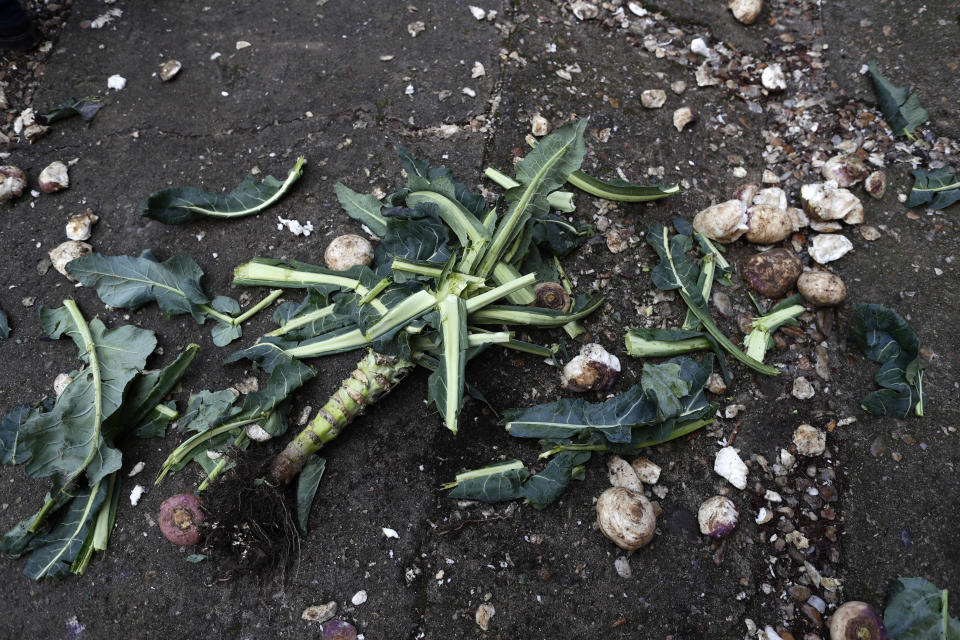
xmin=0 ymin=0 xmax=957 ymax=638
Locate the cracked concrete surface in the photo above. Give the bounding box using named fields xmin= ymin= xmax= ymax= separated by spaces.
xmin=0 ymin=0 xmax=957 ymax=638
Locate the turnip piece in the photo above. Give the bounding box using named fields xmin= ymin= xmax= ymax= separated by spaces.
xmin=158 ymin=493 xmax=205 ymax=546
xmin=828 ymin=601 xmax=888 ymax=640
xmin=322 ymin=620 xmax=358 ymax=640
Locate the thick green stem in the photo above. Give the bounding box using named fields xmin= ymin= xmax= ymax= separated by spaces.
xmin=197 ymin=432 xmax=248 ymax=491
xmin=270 ymin=350 xmax=414 ymax=484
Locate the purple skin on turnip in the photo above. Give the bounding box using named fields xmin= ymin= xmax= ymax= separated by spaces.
xmin=322 ymin=620 xmax=358 ymax=640
xmin=828 ymin=601 xmax=888 ymax=640
xmin=158 ymin=493 xmax=206 ymax=546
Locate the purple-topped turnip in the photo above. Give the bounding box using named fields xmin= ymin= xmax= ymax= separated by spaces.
xmin=159 ymin=493 xmax=205 ymax=546
xmin=828 ymin=601 xmax=888 ymax=640
xmin=322 ymin=620 xmax=358 ymax=640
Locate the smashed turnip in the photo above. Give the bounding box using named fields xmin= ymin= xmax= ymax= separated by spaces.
xmin=827 ymin=601 xmax=888 ymax=640
xmin=745 ymin=204 xmax=793 ymax=244
xmin=321 ymin=620 xmax=358 ymax=640
xmin=561 ymin=343 xmax=620 ymax=392
xmin=821 ymin=153 xmax=870 ymax=187
xmin=692 ymin=200 xmax=748 ymax=244
xmin=38 ymin=160 xmax=69 ymax=193
xmin=324 ymin=234 xmax=374 ymax=271
xmin=0 ymin=165 xmax=27 ymax=201
xmin=159 ymin=493 xmax=205 ymax=546
xmin=698 ymin=495 xmax=739 ymax=538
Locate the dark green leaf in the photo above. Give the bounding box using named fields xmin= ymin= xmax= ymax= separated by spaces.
xmin=867 ymin=59 xmax=929 ymax=137
xmin=210 ymin=321 xmax=242 ymax=347
xmin=625 ymin=328 xmax=731 ymax=385
xmin=521 ymin=450 xmax=591 ymax=509
xmin=24 ymin=482 xmax=108 ymax=579
xmin=641 ymin=362 xmax=690 ymax=422
xmin=0 ymin=404 xmax=42 ymax=465
xmin=529 ymin=213 xmax=593 ymax=258
xmin=503 ymin=386 xmax=653 ymax=443
xmin=296 ymin=456 xmax=326 ymax=534
xmin=447 ymin=461 xmax=530 ymax=502
xmin=67 ymin=252 xmax=210 ymax=319
xmin=398 ymin=147 xmax=488 ymax=220
xmin=853 ymin=303 xmax=927 ymax=418
xmin=134 ymin=402 xmax=177 ymax=438
xmin=104 ymin=343 xmax=199 ymax=439
xmin=568 ymin=170 xmax=679 ymax=202
xmin=179 ymin=390 xmax=238 ymax=434
xmin=884 ymin=577 xmax=960 ymax=639
xmin=906 ymin=168 xmax=960 ymax=211
xmin=38 ymin=97 xmax=104 ymax=124
xmin=140 ymin=156 xmax=305 ymax=224
xmin=333 ymin=182 xmax=388 ymax=237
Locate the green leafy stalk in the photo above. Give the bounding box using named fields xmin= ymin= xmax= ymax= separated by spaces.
xmin=476 ymin=119 xmax=588 ymax=277
xmin=566 ymin=170 xmax=680 ymax=202
xmin=140 ymin=156 xmax=306 ymax=224
xmin=647 ymin=226 xmax=779 ymax=376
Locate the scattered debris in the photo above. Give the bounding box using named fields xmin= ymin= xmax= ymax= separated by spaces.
xmin=808 ymin=234 xmax=853 ymax=264
xmin=640 ymin=89 xmax=666 ymax=109
xmin=714 ymin=447 xmax=748 ymax=489
xmin=350 ymin=590 xmax=367 ymax=606
xmin=792 ymin=424 xmax=826 ymax=456
xmin=107 ymin=75 xmax=127 ymax=91
xmin=0 ymin=166 xmax=28 ymax=201
xmin=49 ymin=241 xmax=93 ymax=280
xmin=728 ymin=0 xmax=762 ymax=24
xmin=561 ymin=343 xmax=620 ymax=392
xmin=301 ymin=601 xmax=337 ymax=624
xmin=158 ymin=60 xmax=182 ymax=82
xmin=673 ymin=106 xmax=696 ymax=132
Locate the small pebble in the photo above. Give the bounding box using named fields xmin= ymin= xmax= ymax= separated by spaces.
xmin=350 ymin=590 xmax=367 ymax=606
xmin=792 ymin=377 xmax=815 ymax=400
xmin=793 ymin=424 xmax=826 ymax=456
xmin=641 ymin=89 xmax=666 ymax=109
xmin=614 ymin=556 xmax=632 ymax=578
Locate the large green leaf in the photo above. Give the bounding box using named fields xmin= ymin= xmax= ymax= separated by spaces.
xmin=140 ymin=156 xmax=305 ymax=224
xmin=852 ymin=303 xmax=927 ymax=417
xmin=21 ymin=303 xmax=155 ymax=487
xmin=296 ymin=456 xmax=326 ymax=534
xmin=103 ymin=343 xmax=199 ymax=440
xmin=23 ymin=482 xmax=107 ymax=579
xmin=67 ymin=251 xmax=209 ymax=319
xmin=867 ymin=59 xmax=929 ymax=137
xmin=884 ymin=577 xmax=960 ymax=639
xmin=641 ymin=362 xmax=689 ymax=422
xmin=0 ymin=404 xmax=42 ymax=465
xmin=906 ymin=168 xmax=960 ymax=211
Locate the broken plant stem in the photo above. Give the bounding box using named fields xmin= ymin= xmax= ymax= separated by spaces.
xmin=155 ymin=416 xmax=263 ymax=485
xmin=233 ymin=289 xmax=283 ymax=325
xmin=270 ymin=350 xmax=414 ymax=485
xmin=683 ymin=253 xmax=715 ymax=331
xmin=483 ymin=167 xmax=576 ymax=212
xmin=197 ymin=432 xmax=249 ymax=491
